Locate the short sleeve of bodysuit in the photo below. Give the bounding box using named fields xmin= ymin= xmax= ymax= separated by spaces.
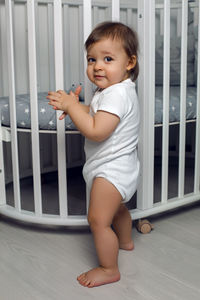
xmin=96 ymin=85 xmax=127 ymax=120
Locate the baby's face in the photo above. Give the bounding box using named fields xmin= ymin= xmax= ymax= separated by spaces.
xmin=86 ymin=38 xmax=132 ymax=89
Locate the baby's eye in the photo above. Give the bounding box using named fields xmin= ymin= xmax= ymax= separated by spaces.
xmin=104 ymin=56 xmax=113 ymax=62
xmin=87 ymin=57 xmax=95 ymax=63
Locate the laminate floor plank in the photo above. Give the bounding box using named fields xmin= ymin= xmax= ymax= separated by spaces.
xmin=0 ymin=203 xmax=200 ymax=300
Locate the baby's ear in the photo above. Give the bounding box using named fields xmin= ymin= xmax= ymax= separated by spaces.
xmin=127 ymin=55 xmax=137 ymax=71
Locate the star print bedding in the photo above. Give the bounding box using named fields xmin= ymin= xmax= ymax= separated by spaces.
xmin=155 ymin=86 xmax=197 ymax=124
xmin=0 ymin=86 xmax=197 ymax=129
xmin=0 ymin=92 xmax=76 ymax=130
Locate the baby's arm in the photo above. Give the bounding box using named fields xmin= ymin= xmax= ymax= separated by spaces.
xmin=58 ymin=102 xmax=90 ymax=120
xmin=47 ymin=90 xmax=119 ymax=142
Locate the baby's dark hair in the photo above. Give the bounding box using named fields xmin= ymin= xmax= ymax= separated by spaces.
xmin=85 ymin=21 xmax=139 ymax=81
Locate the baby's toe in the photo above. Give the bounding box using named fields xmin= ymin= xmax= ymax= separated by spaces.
xmin=77 ymin=272 xmax=86 ymax=281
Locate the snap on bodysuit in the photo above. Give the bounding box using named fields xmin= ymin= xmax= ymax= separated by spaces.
xmin=83 ymin=78 xmax=140 ymax=203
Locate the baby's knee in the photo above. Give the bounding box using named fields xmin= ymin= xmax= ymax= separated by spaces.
xmin=87 ymin=214 xmax=99 ymax=231
xmin=87 ymin=214 xmax=107 ymax=232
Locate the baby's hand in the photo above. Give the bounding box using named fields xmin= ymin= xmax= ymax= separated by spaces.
xmin=47 ymin=86 xmax=82 ymax=120
xmin=47 ymin=90 xmax=75 ymax=111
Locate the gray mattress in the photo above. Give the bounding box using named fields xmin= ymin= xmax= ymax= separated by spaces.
xmin=155 ymin=86 xmax=197 ymax=124
xmin=0 ymin=86 xmax=197 ymax=130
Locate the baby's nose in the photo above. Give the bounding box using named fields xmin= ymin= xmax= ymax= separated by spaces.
xmin=94 ymin=60 xmax=103 ymax=70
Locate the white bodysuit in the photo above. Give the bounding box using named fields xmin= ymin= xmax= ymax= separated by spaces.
xmin=82 ymin=78 xmax=140 ymax=203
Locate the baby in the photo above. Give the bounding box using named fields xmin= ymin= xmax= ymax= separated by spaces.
xmin=47 ymin=21 xmax=140 ymax=288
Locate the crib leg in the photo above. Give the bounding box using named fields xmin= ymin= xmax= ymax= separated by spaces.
xmin=136 ymin=219 xmax=154 ymax=234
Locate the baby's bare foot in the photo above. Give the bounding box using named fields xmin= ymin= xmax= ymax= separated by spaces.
xmin=77 ymin=267 xmax=120 ymax=288
xmin=119 ymin=240 xmax=134 ymax=251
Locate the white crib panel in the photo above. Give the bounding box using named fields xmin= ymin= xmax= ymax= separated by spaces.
xmin=83 ymin=0 xmax=92 ymax=212
xmin=54 ymin=0 xmax=68 ymax=218
xmin=13 ymin=2 xmax=29 ymax=95
xmin=137 ymin=0 xmax=155 ymax=210
xmin=194 ymin=0 xmax=200 ymax=193
xmin=63 ymin=4 xmax=71 ymax=89
xmin=178 ymin=0 xmax=188 ymax=198
xmin=47 ymin=3 xmax=55 ymax=90
xmin=161 ymin=0 xmax=170 ymax=204
xmin=78 ymin=5 xmax=85 ymax=85
xmin=0 ymin=124 xmax=6 ymax=206
xmin=112 ymin=0 xmax=119 ymax=21
xmin=35 ymin=4 xmax=41 ymax=91
xmin=27 ymin=0 xmax=42 ymax=216
xmin=83 ymin=0 xmax=93 ymax=106
xmin=5 ymin=0 xmax=21 ymax=211
xmin=0 ymin=4 xmax=8 ymax=97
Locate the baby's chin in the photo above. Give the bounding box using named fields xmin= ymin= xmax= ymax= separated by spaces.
xmin=95 ymin=82 xmax=113 ymax=90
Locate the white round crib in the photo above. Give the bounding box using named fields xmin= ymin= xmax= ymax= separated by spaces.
xmin=0 ymin=0 xmax=200 ymax=227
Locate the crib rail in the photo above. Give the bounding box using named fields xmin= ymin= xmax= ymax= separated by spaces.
xmin=53 ymin=0 xmax=68 ymax=218
xmin=5 ymin=0 xmax=21 ymax=211
xmin=137 ymin=0 xmax=155 ymax=210
xmin=27 ymin=0 xmax=43 ymax=216
xmin=194 ymin=0 xmax=200 ymax=194
xmin=0 ymin=0 xmax=200 ymax=226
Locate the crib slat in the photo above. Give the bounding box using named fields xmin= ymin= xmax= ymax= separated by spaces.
xmin=0 ymin=5 xmax=6 ymax=96
xmin=112 ymin=0 xmax=119 ymax=21
xmin=5 ymin=0 xmax=21 ymax=211
xmin=161 ymin=0 xmax=170 ymax=204
xmin=79 ymin=4 xmax=84 ymax=84
xmin=53 ymin=0 xmax=68 ymax=218
xmin=47 ymin=3 xmax=55 ymax=90
xmin=178 ymin=0 xmax=188 ymax=198
xmin=137 ymin=0 xmax=155 ymax=210
xmin=0 ymin=123 xmax=6 ymax=205
xmin=194 ymin=0 xmax=200 ymax=194
xmin=63 ymin=4 xmax=71 ymax=88
xmin=27 ymin=0 xmax=42 ymax=216
xmin=35 ymin=3 xmax=41 ymax=92
xmin=83 ymin=0 xmax=92 ymax=106
xmin=83 ymin=0 xmax=92 ymax=212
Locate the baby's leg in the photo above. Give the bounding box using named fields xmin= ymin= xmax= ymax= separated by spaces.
xmin=77 ymin=177 xmax=122 ymax=288
xmin=112 ymin=204 xmax=134 ymax=251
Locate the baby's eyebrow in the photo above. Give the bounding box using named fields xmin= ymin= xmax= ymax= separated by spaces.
xmin=101 ymin=51 xmax=114 ymax=56
xmin=87 ymin=50 xmax=115 ymax=57
xmin=87 ymin=53 xmax=93 ymax=58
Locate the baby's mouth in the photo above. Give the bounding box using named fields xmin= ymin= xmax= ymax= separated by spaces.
xmin=94 ymin=75 xmax=105 ymax=79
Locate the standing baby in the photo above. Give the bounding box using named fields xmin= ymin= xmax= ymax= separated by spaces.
xmin=47 ymin=21 xmax=140 ymax=288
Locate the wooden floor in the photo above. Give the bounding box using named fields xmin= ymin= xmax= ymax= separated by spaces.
xmin=0 ymin=203 xmax=200 ymax=300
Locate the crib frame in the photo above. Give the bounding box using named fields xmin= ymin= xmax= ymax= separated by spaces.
xmin=0 ymin=0 xmax=200 ymax=226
